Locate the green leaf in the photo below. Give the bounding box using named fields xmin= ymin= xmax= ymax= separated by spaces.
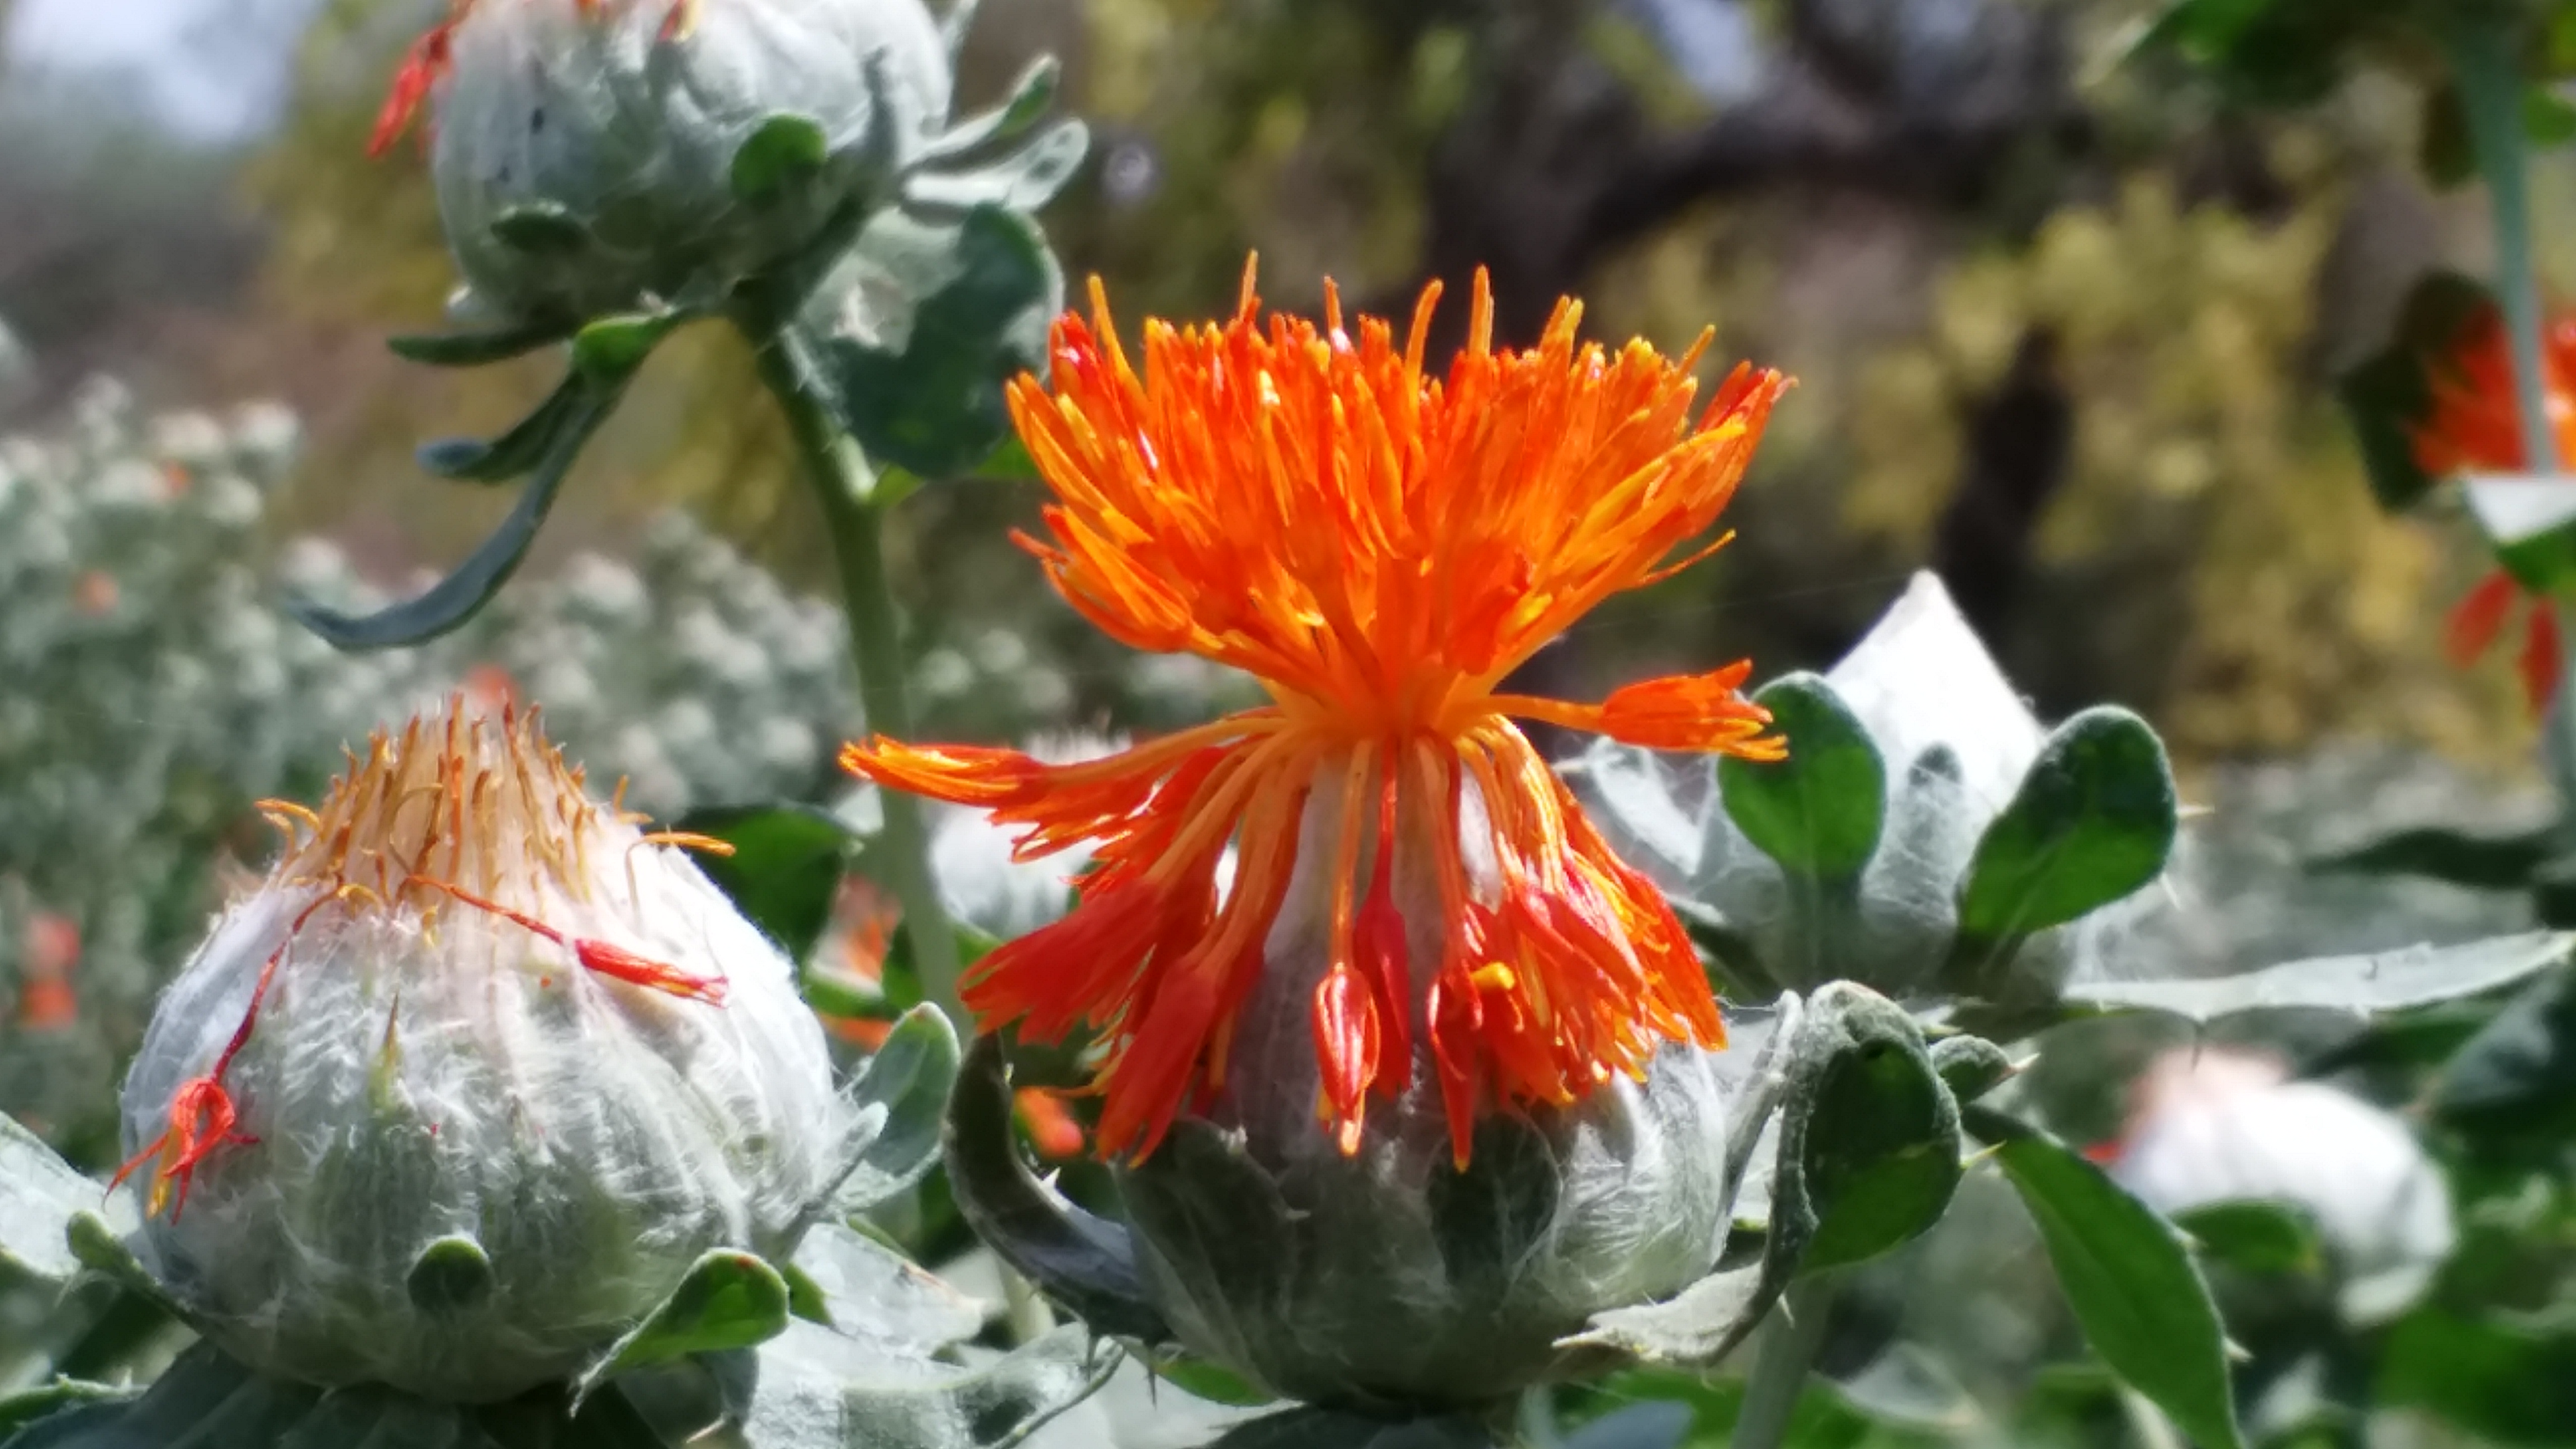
xmin=830 ymin=1005 xmax=963 ymax=1215
xmin=291 ymin=377 xmax=625 ymax=650
xmin=418 ymin=372 xmax=590 ymax=483
xmin=731 ymin=1320 xmax=1119 ymax=1449
xmin=64 ymin=1211 xmax=178 ymax=1315
xmin=2313 ymin=823 xmax=2555 ymax=889
xmin=2433 ymin=967 xmax=2576 ymax=1147
xmin=1561 ymin=1401 xmax=1694 ymax=1449
xmin=941 ymin=1036 xmax=1170 ymax=1341
xmin=49 ymin=1289 xmax=178 ymax=1384
xmin=1205 ymin=1409 xmax=1497 ymax=1449
xmin=387 ymin=315 xmax=576 ymax=368
xmin=404 ymin=1234 xmax=496 ymax=1314
xmin=490 ymin=202 xmax=590 ymax=255
xmin=2466 ymin=475 xmax=2576 ymax=594
xmin=2133 ymin=0 xmax=2360 ymax=108
xmin=787 ymin=1221 xmax=983 ymax=1350
xmin=2379 ymin=1306 xmax=2576 ymax=1446
xmin=1928 ymin=1034 xmax=2015 ymax=1105
xmin=1568 ymin=984 xmax=1952 ymax=1363
xmin=4 ymin=1344 xmax=323 ymax=1448
xmin=1718 ymin=674 xmax=1887 ymax=881
xmin=0 ymin=1382 xmax=135 ymax=1442
xmin=571 ymin=1251 xmax=794 ymax=1408
xmin=1797 ymin=989 xmax=1962 ymax=1273
xmin=1974 ymin=1111 xmax=2244 ymax=1449
xmin=1 ymin=1112 xmax=103 ymax=1289
xmin=673 ymin=803 xmax=861 ymax=965
xmin=2171 ymin=1201 xmax=2323 ymax=1278
xmin=2335 ymin=271 xmax=2494 ymax=514
xmin=730 ymin=113 xmax=832 ymax=203
xmin=902 ymin=120 xmax=1090 ymax=215
xmin=793 ymin=204 xmax=1064 ymax=480
xmin=1954 ymin=707 xmax=2177 ymax=948
xmin=1144 ymin=1355 xmax=1278 ymax=1409
xmin=2061 ymin=931 xmax=2572 ymax=1022
xmin=917 ymin=57 xmax=1063 ymax=167
xmin=570 ymin=310 xmax=688 ymax=384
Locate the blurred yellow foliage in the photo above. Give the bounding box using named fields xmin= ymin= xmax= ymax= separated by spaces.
xmin=1842 ymin=174 xmax=2521 ymax=769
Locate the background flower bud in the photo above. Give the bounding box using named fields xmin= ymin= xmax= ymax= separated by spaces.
xmin=117 ymin=703 xmax=846 ymax=1400
xmin=2110 ymin=1047 xmax=2455 ymax=1325
xmin=1114 ymin=789 xmax=1734 ymax=1413
xmin=425 ymin=0 xmax=953 ymax=321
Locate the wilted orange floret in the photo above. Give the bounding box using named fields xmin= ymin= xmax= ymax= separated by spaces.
xmin=2410 ymin=306 xmax=2576 ymax=713
xmin=844 ymin=264 xmax=1789 ymax=1168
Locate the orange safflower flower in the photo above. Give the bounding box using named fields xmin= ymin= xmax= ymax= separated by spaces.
xmin=843 ymin=265 xmax=1789 ymax=1168
xmin=2411 ymin=306 xmax=2576 ymax=712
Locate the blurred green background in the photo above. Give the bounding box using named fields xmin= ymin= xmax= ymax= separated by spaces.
xmin=1 ymin=0 xmax=2546 ymax=775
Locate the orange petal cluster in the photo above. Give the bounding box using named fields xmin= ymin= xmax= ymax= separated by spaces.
xmin=2410 ymin=306 xmax=2576 ymax=713
xmin=844 ymin=265 xmax=1789 ymax=1167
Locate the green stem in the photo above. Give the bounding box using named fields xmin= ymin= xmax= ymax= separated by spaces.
xmin=2451 ymin=14 xmax=2576 ymax=825
xmin=1515 ymin=1385 xmax=1564 ymax=1449
xmin=755 ymin=344 xmax=965 ymax=1023
xmin=1730 ymin=1276 xmax=1836 ymax=1449
xmin=2452 ymin=15 xmax=2558 ymax=475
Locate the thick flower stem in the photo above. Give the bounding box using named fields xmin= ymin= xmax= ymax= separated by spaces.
xmin=1730 ymin=1276 xmax=1836 ymax=1449
xmin=2451 ymin=15 xmax=2576 ymax=822
xmin=755 ymin=345 xmax=965 ymax=1024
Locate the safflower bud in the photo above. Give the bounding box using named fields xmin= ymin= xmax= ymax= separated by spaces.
xmin=116 ymin=697 xmax=845 ymax=1400
xmin=1115 ymin=788 xmax=1737 ymax=1410
xmin=374 ymin=0 xmax=953 ymax=323
xmin=2106 ymin=1047 xmax=2455 ymax=1325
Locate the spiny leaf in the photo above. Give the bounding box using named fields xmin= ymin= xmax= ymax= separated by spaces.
xmin=830 ymin=1004 xmax=962 ymax=1215
xmin=570 ymin=1251 xmax=793 ymax=1409
xmin=941 ymin=1036 xmax=1169 ymax=1342
xmin=1954 ymin=707 xmax=2176 ymax=959
xmin=1972 ymin=1109 xmax=2244 ymax=1449
xmin=2063 ymin=932 xmax=2572 ymax=1023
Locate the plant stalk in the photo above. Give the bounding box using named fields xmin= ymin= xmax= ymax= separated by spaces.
xmin=2452 ymin=16 xmax=2558 ymax=476
xmin=755 ymin=344 xmax=965 ymax=1023
xmin=1730 ymin=1276 xmax=1836 ymax=1449
xmin=2451 ymin=13 xmax=2576 ymax=826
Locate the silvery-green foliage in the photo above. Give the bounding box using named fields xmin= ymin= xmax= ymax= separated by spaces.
xmin=0 ymin=389 xmax=825 ymax=1148
xmin=1572 ymin=571 xmax=2177 ymax=1012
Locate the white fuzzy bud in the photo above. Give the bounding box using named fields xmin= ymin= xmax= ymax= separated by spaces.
xmin=413 ymin=0 xmax=954 ymax=321
xmin=2111 ymin=1048 xmax=2455 ymax=1325
xmin=117 ymin=698 xmax=844 ymax=1400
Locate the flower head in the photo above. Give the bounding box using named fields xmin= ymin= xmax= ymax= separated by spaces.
xmin=845 ymin=266 xmax=1788 ymax=1166
xmin=371 ymin=0 xmax=953 ymax=322
xmin=2104 ymin=1046 xmax=2455 ymax=1325
xmin=118 ymin=697 xmax=842 ymax=1400
xmin=2409 ymin=305 xmax=2576 ymax=712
